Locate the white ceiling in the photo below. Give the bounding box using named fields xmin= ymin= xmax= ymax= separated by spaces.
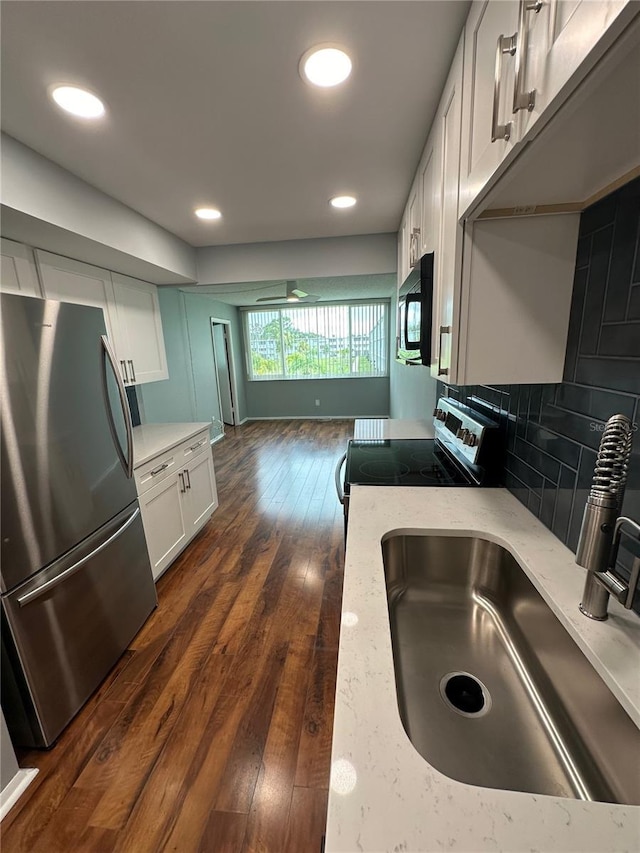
xmin=0 ymin=1 xmax=469 ymax=248
xmin=188 ymin=272 xmax=397 ymax=305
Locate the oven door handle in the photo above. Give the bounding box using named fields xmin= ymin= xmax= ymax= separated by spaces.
xmin=335 ymin=451 xmax=347 ymax=505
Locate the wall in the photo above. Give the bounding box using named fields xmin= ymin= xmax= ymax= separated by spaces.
xmin=137 ymin=288 xmax=247 ymax=434
xmin=1 ymin=134 xmax=196 ymax=284
xmin=196 ymin=233 xmax=396 ymax=285
xmin=438 ymin=177 xmax=640 ymax=602
xmin=389 ymin=290 xmax=438 ymax=419
xmin=245 ymin=377 xmax=389 ymax=419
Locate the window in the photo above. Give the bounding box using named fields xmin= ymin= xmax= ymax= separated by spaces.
xmin=243 ymin=302 xmax=388 ymax=380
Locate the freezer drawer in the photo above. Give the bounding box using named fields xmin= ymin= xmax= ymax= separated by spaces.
xmin=1 ymin=502 xmax=157 ymax=747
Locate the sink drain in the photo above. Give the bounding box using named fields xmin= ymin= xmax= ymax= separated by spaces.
xmin=439 ymin=672 xmax=491 ymax=718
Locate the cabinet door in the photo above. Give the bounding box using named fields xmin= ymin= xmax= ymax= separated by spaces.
xmin=111 ymin=273 xmax=168 ymax=385
xmin=397 ymin=212 xmax=409 ymax=289
xmin=182 ymin=450 xmax=218 ymax=535
xmin=406 ymin=178 xmax=421 ymax=270
xmin=459 ymin=0 xmax=520 ymax=217
xmin=1 ymin=239 xmax=41 ymax=297
xmin=432 ymin=37 xmax=464 ymax=381
xmin=418 ymin=128 xmax=440 ymax=258
xmin=35 ymin=250 xmax=118 ymax=343
xmin=139 ymin=473 xmax=188 ymax=580
xmin=517 ymin=0 xmax=635 ymax=141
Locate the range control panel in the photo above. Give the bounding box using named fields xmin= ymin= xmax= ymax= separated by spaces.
xmin=433 ymin=396 xmax=498 ymax=469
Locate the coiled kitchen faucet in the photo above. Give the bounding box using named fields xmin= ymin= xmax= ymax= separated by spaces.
xmin=576 ymin=414 xmax=639 ymax=620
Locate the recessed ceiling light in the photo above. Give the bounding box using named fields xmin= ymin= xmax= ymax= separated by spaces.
xmin=300 ymin=46 xmax=352 ymax=88
xmin=50 ymin=85 xmax=105 ymax=119
xmin=330 ymin=195 xmax=357 ymax=209
xmin=195 ymin=207 xmax=222 ymax=220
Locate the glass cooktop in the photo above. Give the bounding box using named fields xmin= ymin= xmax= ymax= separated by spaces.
xmin=344 ymin=439 xmax=471 ymax=491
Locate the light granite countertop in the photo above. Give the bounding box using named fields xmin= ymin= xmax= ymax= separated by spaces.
xmin=132 ymin=422 xmax=211 ymax=468
xmin=326 ymin=486 xmax=640 ymax=853
xmin=353 ymin=418 xmax=435 ymax=440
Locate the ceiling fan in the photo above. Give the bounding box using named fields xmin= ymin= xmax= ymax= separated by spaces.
xmin=256 ymin=280 xmax=320 ymax=303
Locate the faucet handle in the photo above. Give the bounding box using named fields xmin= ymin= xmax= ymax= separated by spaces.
xmin=597 ymin=517 xmax=640 ymax=610
xmin=625 ymin=557 xmax=640 ymax=610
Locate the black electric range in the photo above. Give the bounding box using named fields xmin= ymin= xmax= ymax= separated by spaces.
xmin=344 ymin=438 xmax=468 ymax=488
xmin=337 ymin=397 xmax=502 ymax=532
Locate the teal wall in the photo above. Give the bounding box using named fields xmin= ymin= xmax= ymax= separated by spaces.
xmin=138 ymin=288 xmax=247 ymax=436
xmin=245 ymin=377 xmax=389 ymax=418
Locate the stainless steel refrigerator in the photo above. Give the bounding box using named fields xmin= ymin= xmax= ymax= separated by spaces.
xmin=1 ymin=293 xmax=157 ymax=748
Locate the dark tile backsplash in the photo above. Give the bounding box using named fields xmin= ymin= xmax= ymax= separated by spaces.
xmin=126 ymin=385 xmax=141 ymax=427
xmin=438 ymin=176 xmax=640 ymax=611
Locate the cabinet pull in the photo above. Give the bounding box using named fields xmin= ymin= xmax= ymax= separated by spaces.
xmin=437 ymin=325 xmax=452 ymax=376
xmin=150 ymin=462 xmax=169 ymax=476
xmin=513 ymin=0 xmax=542 ymax=113
xmin=120 ymin=360 xmax=129 ymax=383
xmin=179 ymin=472 xmax=186 ymax=493
xmin=491 ymin=33 xmax=517 ymax=142
xmin=189 ymin=440 xmax=204 ymax=451
xmin=128 ymin=359 xmax=137 ymax=383
xmin=409 ymin=227 xmax=421 ymax=268
xmin=184 ymin=469 xmax=191 ymax=490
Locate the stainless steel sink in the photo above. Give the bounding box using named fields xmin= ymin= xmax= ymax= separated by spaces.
xmin=382 ymin=534 xmax=640 ymax=804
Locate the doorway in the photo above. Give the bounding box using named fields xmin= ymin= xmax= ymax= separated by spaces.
xmin=210 ymin=318 xmax=239 ymax=428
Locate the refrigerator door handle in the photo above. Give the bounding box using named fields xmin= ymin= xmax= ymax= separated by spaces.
xmin=17 ymin=508 xmax=141 ymax=607
xmin=101 ymin=335 xmax=134 ymax=478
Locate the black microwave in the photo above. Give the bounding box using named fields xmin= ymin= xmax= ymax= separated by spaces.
xmin=397 ymin=252 xmax=434 ymax=366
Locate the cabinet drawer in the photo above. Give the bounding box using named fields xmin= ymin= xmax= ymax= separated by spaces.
xmin=180 ymin=430 xmax=210 ymax=462
xmin=134 ymin=449 xmax=179 ymax=494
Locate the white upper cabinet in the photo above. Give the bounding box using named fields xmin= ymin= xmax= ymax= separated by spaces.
xmin=111 ymin=273 xmax=168 ymax=385
xmin=418 ymin=129 xmax=439 ymax=259
xmin=35 ymin=250 xmax=168 ymax=386
xmin=432 ymin=36 xmax=464 ymax=379
xmin=1 ymin=239 xmax=41 ymax=297
xmin=35 ymin=250 xmax=117 ymax=340
xmin=458 ymin=1 xmax=520 ymax=218
xmin=429 ymin=32 xmax=582 ymax=386
xmin=397 ymin=211 xmax=409 ymax=288
xmin=459 ymin=0 xmax=639 ymax=216
xmin=516 ymin=0 xmax=635 ymax=141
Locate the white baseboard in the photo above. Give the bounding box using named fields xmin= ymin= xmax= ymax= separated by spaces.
xmin=246 ymin=415 xmax=388 ymax=421
xmin=210 ymin=433 xmax=225 ymax=445
xmin=0 ymin=768 xmax=38 ymax=821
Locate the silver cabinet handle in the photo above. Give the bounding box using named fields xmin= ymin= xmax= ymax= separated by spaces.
xmin=120 ymin=359 xmax=129 ymax=384
xmin=513 ymin=0 xmax=542 ymax=113
xmin=437 ymin=325 xmax=452 ymax=376
xmin=335 ymin=452 xmax=347 ymax=505
xmin=102 ymin=336 xmax=134 ymax=478
xmin=150 ymin=462 xmax=169 ymax=476
xmin=179 ymin=472 xmax=186 ymax=493
xmin=128 ymin=359 xmax=137 ymax=383
xmin=18 ymin=508 xmax=140 ymax=606
xmin=189 ymin=440 xmax=204 ymax=451
xmin=409 ymin=227 xmax=420 ymax=268
xmin=184 ymin=469 xmax=191 ymax=489
xmin=491 ymin=33 xmax=517 ymax=142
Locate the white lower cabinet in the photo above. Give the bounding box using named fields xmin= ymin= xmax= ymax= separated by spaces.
xmin=135 ymin=429 xmax=218 ymax=581
xmin=139 ymin=474 xmax=189 ymax=578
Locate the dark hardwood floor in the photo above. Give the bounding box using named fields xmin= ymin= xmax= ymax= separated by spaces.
xmin=2 ymin=419 xmax=353 ymax=853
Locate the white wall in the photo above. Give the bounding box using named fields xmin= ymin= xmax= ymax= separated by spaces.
xmin=1 ymin=134 xmax=197 ymax=284
xmin=196 ymin=233 xmax=396 ymax=285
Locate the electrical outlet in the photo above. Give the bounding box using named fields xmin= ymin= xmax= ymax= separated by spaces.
xmin=315 ymin=399 xmax=320 ymax=406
